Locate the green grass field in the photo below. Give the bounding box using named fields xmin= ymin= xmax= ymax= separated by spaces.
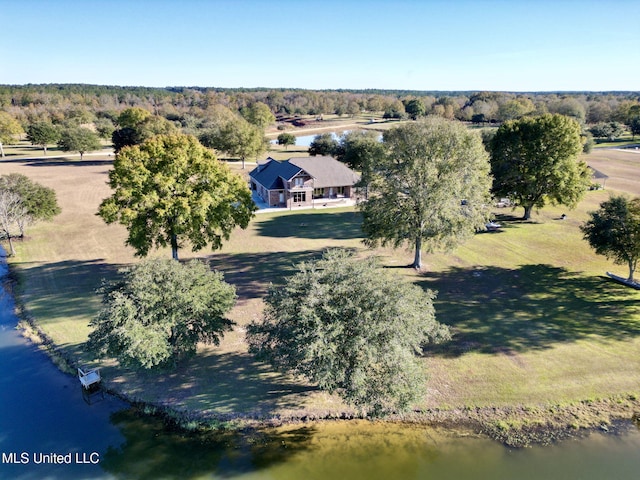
xmin=2 ymin=145 xmax=640 ymax=420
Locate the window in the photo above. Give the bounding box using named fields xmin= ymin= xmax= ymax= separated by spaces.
xmin=313 ymin=188 xmax=325 ymax=198
xmin=293 ymin=192 xmax=306 ymax=203
xmin=336 ymin=186 xmax=345 ymax=195
xmin=294 ymin=177 xmax=304 ymax=187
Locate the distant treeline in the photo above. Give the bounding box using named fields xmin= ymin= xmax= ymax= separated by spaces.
xmin=1 ymin=84 xmax=639 ymax=130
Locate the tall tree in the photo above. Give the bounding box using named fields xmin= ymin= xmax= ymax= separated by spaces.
xmin=200 ymin=117 xmax=267 ymax=169
xmin=490 ymin=114 xmax=591 ymax=220
xmin=88 ymin=258 xmax=235 ymax=369
xmin=116 ymin=107 xmax=152 ymax=128
xmin=308 ymin=133 xmax=338 ymax=156
xmin=0 ymin=191 xmax=26 ymax=256
xmin=581 ymin=195 xmax=640 ymax=283
xmin=0 ymin=111 xmax=24 ymax=158
xmin=361 ymin=117 xmax=492 ymax=269
xmin=240 ymin=102 xmax=276 ymax=129
xmin=98 ymin=133 xmax=256 ymax=260
xmin=0 ymin=173 xmax=61 ymax=229
xmin=404 ymin=98 xmax=426 ymax=119
xmin=57 ymin=126 xmax=102 ymax=160
xmin=630 ymin=116 xmax=640 ymax=140
xmin=589 ymin=122 xmax=627 ymax=142
xmin=26 ymin=121 xmax=61 ymax=155
xmin=112 ymin=114 xmax=178 ymax=153
xmin=335 ymin=130 xmax=383 ymax=171
xmin=276 ymin=132 xmax=296 ymax=149
xmin=246 ymin=249 xmax=450 ymax=416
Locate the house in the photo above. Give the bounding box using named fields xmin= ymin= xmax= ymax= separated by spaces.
xmin=249 ymin=156 xmax=360 ymax=208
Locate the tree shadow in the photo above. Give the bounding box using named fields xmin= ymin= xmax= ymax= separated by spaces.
xmin=1 ymin=157 xmax=114 ymax=167
xmin=419 ymin=264 xmax=640 ymax=358
xmin=102 ymin=406 xmax=318 ymax=479
xmin=14 ymin=259 xmax=123 ymax=321
xmin=255 ymin=211 xmax=363 ymax=240
xmin=12 ymin=259 xmax=125 ymax=361
xmin=118 ymin=349 xmax=318 ymax=419
xmin=207 ymin=250 xmax=327 ymax=301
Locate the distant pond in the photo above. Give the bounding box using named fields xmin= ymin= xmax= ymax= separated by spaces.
xmin=2 ymin=251 xmax=640 ymax=479
xmin=272 ymin=130 xmax=383 ymax=148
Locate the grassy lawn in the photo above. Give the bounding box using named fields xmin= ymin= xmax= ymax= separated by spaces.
xmin=2 ymin=147 xmax=640 ymax=420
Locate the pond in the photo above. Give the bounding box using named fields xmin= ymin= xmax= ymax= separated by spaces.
xmin=1 ymin=254 xmax=640 ymax=480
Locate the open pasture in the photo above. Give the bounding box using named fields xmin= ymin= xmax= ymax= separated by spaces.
xmin=1 ymin=147 xmax=640 ymax=417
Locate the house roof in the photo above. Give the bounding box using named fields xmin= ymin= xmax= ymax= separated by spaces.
xmin=249 ymin=158 xmax=302 ymax=190
xmin=249 ymin=156 xmax=359 ymax=190
xmin=288 ymin=156 xmax=360 ymax=189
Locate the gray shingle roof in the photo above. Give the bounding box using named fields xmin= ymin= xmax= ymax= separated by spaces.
xmin=289 ymin=156 xmax=360 ymax=188
xmin=250 ymin=156 xmax=359 ymax=190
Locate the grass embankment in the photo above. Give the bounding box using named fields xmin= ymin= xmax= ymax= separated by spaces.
xmin=2 ymin=147 xmax=640 ymax=446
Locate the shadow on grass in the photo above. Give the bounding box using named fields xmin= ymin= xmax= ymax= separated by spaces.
xmin=420 ymin=264 xmax=640 ymax=358
xmin=255 ymin=210 xmax=363 ymax=240
xmin=15 ymin=259 xmax=123 ymax=321
xmin=118 ymin=349 xmax=318 ymax=420
xmin=208 ymin=250 xmax=327 ymax=301
xmin=2 ymin=157 xmax=114 ymax=167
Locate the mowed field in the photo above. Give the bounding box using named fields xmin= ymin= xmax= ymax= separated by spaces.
xmin=2 ymin=146 xmax=640 ymax=419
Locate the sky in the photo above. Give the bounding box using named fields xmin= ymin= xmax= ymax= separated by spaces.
xmin=2 ymin=0 xmax=639 ymax=92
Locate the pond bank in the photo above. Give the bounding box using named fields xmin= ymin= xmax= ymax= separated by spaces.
xmin=14 ymin=292 xmax=640 ymax=449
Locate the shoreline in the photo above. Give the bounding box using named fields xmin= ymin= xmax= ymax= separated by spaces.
xmin=13 ymin=293 xmax=640 ymax=448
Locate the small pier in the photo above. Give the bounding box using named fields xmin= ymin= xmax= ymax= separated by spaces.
xmin=78 ymin=367 xmax=104 ymax=404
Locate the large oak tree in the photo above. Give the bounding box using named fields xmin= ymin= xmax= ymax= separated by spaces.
xmin=490 ymin=114 xmax=591 ymax=220
xmin=98 ymin=133 xmax=256 ymax=259
xmin=88 ymin=258 xmax=235 ymax=369
xmin=246 ymin=249 xmax=450 ymax=416
xmin=360 ymin=117 xmax=492 ymax=269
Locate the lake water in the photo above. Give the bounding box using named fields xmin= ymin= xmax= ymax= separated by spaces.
xmin=271 ymin=130 xmax=356 ymax=147
xmin=1 ymin=253 xmax=640 ymax=479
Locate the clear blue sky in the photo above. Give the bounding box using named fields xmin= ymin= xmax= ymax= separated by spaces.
xmin=2 ymin=0 xmax=639 ymax=91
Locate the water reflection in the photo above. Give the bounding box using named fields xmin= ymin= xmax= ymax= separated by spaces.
xmin=100 ymin=414 xmax=640 ymax=480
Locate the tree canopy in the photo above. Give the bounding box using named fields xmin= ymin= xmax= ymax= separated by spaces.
xmin=490 ymin=114 xmax=591 ymax=220
xmin=26 ymin=121 xmax=61 ymax=155
xmin=240 ymin=102 xmax=276 ymax=128
xmin=117 ymin=107 xmax=152 ymax=128
xmin=0 ymin=174 xmax=60 ymax=255
xmin=0 ymin=111 xmax=24 ymax=158
xmin=589 ymin=121 xmax=627 ymax=141
xmin=360 ymin=117 xmax=492 ymax=269
xmin=581 ymin=195 xmax=640 ymax=283
xmin=246 ymin=249 xmax=450 ymax=416
xmin=199 ymin=116 xmax=267 ymax=169
xmin=630 ymin=116 xmax=640 ymax=140
xmin=87 ymin=258 xmax=236 ymax=369
xmin=112 ymin=113 xmax=179 ymax=153
xmin=334 ymin=129 xmax=383 ymax=171
xmin=276 ymin=132 xmax=296 ymax=149
xmin=57 ymin=126 xmax=102 ymax=160
xmin=0 ymin=173 xmax=61 ymax=223
xmin=308 ymin=133 xmax=338 ymax=156
xmin=98 ymin=133 xmax=256 ymax=259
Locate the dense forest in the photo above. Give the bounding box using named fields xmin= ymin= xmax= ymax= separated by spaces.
xmin=1 ymin=85 xmax=639 ymax=155
xmin=1 ymin=84 xmax=638 ymax=125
